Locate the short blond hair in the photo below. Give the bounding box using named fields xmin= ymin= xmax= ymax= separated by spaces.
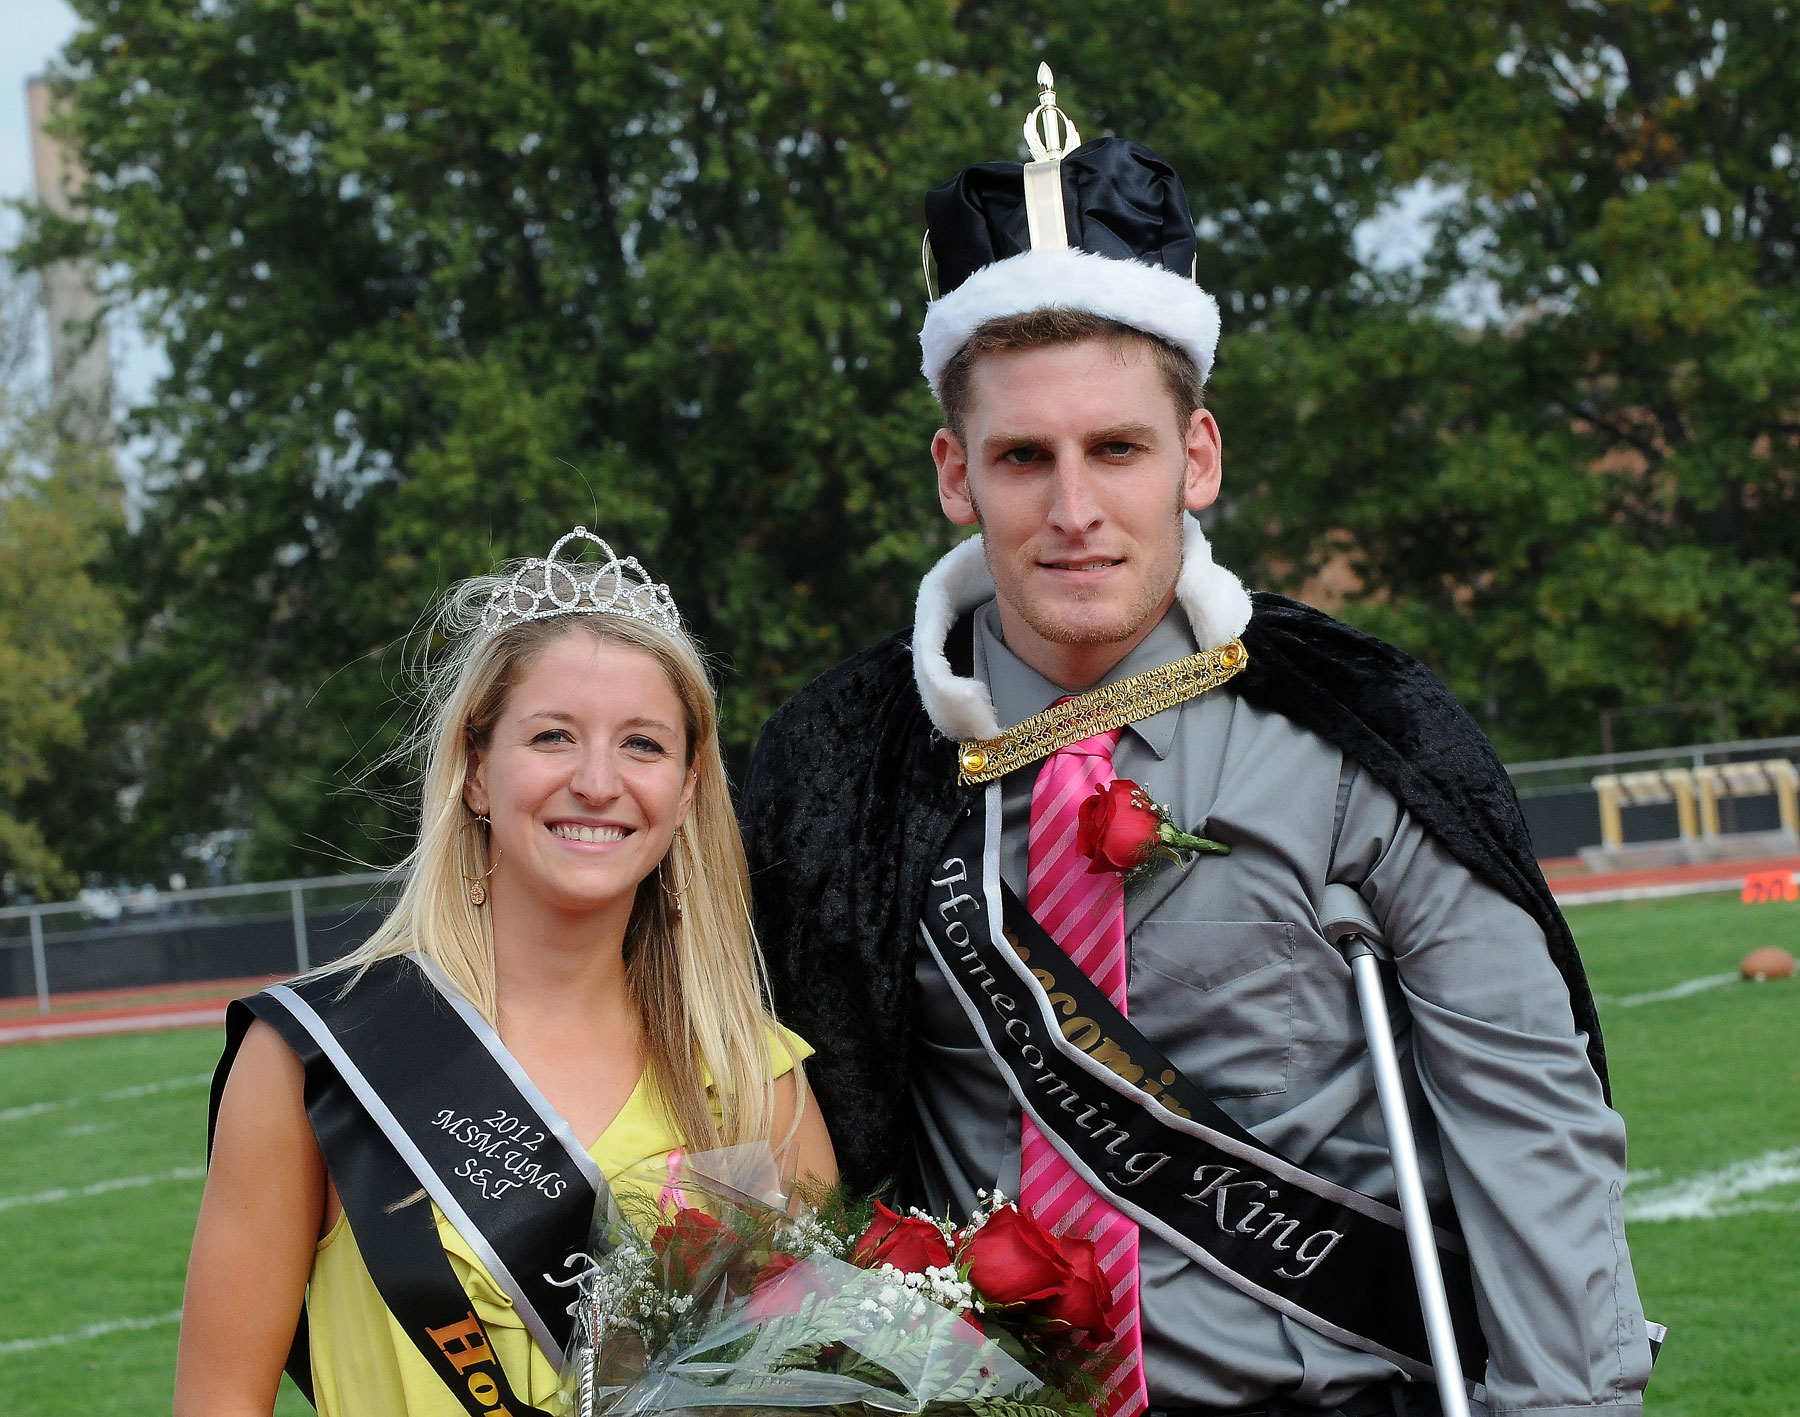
xmin=936 ymin=307 xmax=1206 ymax=441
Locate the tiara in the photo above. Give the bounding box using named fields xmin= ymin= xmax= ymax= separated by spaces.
xmin=480 ymin=527 xmax=682 ymax=636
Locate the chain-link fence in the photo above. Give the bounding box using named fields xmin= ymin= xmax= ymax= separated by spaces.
xmin=0 ymin=872 xmax=401 ymax=1015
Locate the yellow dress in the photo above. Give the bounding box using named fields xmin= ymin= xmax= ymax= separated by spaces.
xmin=306 ymin=1025 xmax=813 ymax=1417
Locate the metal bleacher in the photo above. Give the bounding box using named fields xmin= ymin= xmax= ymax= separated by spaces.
xmin=1587 ymin=757 xmax=1799 ymax=871
xmin=1508 ymin=735 xmax=1800 ymax=867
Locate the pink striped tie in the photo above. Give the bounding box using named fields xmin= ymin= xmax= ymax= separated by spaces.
xmin=1021 ymin=724 xmax=1148 ymax=1417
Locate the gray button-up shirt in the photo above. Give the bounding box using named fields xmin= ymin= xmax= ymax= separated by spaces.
xmin=905 ymin=601 xmax=1650 ymax=1415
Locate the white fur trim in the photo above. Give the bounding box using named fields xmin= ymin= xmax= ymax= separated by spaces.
xmin=920 ymin=246 xmax=1221 ymax=396
xmin=911 ymin=515 xmax=1252 ymax=741
xmin=913 ymin=535 xmax=1003 ymax=741
xmin=1173 ymin=512 xmax=1254 ymax=652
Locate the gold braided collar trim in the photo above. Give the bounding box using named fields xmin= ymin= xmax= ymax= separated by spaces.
xmin=956 ymin=638 xmax=1248 ymax=785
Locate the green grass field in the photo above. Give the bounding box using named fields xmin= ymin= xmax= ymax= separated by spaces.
xmin=1573 ymin=893 xmax=1800 ymax=1415
xmin=1 ymin=893 xmax=1795 ymax=1415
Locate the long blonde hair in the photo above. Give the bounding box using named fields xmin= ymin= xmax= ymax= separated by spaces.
xmin=336 ymin=564 xmax=791 ymax=1152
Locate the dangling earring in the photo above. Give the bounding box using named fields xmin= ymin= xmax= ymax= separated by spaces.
xmin=462 ymin=814 xmax=501 ymax=907
xmin=660 ymin=831 xmax=687 ymax=922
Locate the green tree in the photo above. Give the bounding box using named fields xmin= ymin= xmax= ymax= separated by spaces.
xmin=16 ymin=1 xmax=1797 ymax=885
xmin=1211 ymin=3 xmax=1800 ymax=756
xmin=19 ymin=0 xmax=999 ymax=881
xmin=0 ymin=274 xmax=123 ymax=901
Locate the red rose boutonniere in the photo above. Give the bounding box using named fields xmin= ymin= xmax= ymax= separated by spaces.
xmin=1076 ymin=779 xmax=1229 ymax=883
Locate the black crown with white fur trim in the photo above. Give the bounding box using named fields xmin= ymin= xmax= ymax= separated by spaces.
xmin=919 ymin=71 xmax=1220 ymax=397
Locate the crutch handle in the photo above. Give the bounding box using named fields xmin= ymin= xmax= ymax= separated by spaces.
xmin=1321 ymin=881 xmax=1382 ymax=948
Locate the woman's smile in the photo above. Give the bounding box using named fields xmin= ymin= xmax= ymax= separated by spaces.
xmin=547 ymin=821 xmax=633 ymax=846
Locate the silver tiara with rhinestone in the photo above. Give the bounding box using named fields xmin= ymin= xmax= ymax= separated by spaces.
xmin=480 ymin=527 xmax=681 ymax=636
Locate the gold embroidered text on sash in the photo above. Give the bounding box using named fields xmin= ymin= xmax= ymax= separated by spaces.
xmin=956 ymin=638 xmax=1248 ymax=784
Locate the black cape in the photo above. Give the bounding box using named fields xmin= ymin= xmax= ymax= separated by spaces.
xmin=741 ymin=592 xmax=1605 ymax=1192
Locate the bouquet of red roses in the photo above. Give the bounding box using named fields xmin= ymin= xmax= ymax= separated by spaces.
xmin=555 ymin=1146 xmax=1116 ymax=1417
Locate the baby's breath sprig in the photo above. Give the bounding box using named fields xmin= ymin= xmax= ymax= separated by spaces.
xmin=962 ymin=1186 xmax=1015 ymax=1237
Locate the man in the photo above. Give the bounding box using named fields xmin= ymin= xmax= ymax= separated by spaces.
xmin=742 ymin=71 xmax=1651 ymax=1417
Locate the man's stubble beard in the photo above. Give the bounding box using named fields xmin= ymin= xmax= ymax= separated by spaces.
xmin=969 ymin=487 xmax=1186 ymax=650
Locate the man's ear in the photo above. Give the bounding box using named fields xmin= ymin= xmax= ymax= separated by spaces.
xmin=1183 ymin=408 xmax=1223 ymax=513
xmin=463 ymin=747 xmax=489 ymax=818
xmin=933 ymin=427 xmax=979 ymax=528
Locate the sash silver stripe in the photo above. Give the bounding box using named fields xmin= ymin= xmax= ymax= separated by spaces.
xmin=411 ymin=953 xmax=605 ymax=1194
xmin=266 ymin=983 xmax=568 ymax=1368
xmin=923 ymin=786 xmax=1484 ymax=1396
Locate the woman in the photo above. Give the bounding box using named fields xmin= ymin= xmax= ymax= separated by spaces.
xmin=176 ymin=528 xmax=836 ymax=1416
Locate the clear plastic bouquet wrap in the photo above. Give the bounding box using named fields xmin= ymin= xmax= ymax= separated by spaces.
xmin=554 ymin=1145 xmax=1116 ymax=1417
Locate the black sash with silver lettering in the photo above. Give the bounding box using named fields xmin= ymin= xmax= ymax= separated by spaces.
xmin=919 ymin=797 xmax=1485 ymax=1388
xmin=208 ymin=954 xmax=605 ymax=1415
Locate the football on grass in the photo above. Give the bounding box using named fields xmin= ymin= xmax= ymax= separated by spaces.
xmin=1739 ymin=946 xmax=1797 ymax=981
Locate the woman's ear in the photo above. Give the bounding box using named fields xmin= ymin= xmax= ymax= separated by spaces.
xmin=675 ymin=765 xmax=698 ymax=832
xmin=463 ymin=747 xmax=489 ymax=818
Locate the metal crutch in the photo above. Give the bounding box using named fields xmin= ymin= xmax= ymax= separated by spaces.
xmin=1321 ymin=883 xmax=1472 ymax=1417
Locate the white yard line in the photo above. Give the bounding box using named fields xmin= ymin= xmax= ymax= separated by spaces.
xmin=0 ymin=1072 xmax=211 ymax=1125
xmin=1597 ymin=972 xmax=1741 ymax=1008
xmin=0 ymin=1166 xmax=205 ymax=1214
xmin=1625 ymin=1148 xmax=1800 ymax=1222
xmin=1690 ymin=1198 xmax=1800 ymax=1217
xmin=0 ymin=1309 xmax=183 ymax=1356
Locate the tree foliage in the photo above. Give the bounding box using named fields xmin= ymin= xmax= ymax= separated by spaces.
xmin=22 ymin=0 xmax=994 ymax=881
xmin=1214 ymin=3 xmax=1800 ymax=756
xmin=13 ymin=0 xmax=1798 ymax=885
xmin=0 ymin=276 xmax=123 ymax=899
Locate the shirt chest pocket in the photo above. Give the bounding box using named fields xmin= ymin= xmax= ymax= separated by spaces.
xmin=1131 ymin=920 xmax=1295 ymax=1100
